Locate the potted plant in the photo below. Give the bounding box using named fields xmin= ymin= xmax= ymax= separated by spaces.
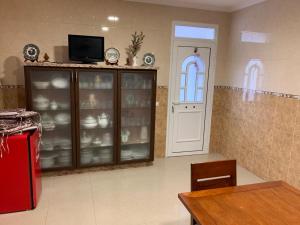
xmin=126 ymin=31 xmax=145 ymax=66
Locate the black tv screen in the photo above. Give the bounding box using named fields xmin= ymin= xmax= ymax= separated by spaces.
xmin=68 ymin=35 xmax=104 ymax=63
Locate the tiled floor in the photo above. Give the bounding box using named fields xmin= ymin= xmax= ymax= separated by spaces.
xmin=0 ymin=153 xmax=263 ymax=225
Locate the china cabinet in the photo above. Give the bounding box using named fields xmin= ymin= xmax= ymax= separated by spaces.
xmin=24 ymin=63 xmax=157 ymax=171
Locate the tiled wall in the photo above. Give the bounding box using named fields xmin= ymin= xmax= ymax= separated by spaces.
xmin=0 ymin=86 xmax=25 ymax=109
xmin=210 ymin=86 xmax=300 ymax=189
xmin=0 ymin=85 xmax=168 ymax=158
xmin=154 ymin=87 xmax=168 ymax=158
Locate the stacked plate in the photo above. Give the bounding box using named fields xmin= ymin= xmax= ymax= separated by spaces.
xmin=81 ymin=116 xmax=98 ymax=129
xmin=54 ymin=113 xmax=71 ymax=125
xmin=40 ymin=152 xmax=58 ymax=168
xmin=55 ymin=138 xmax=72 ymax=149
xmin=121 ymin=150 xmax=133 ymax=160
xmin=41 ymin=138 xmax=54 ymax=151
xmin=133 ymin=146 xmax=149 ymax=159
xmin=94 ymin=148 xmax=113 ymax=164
xmin=58 ymin=150 xmax=72 ymax=166
xmin=41 ymin=113 xmax=55 ymax=131
xmin=33 ymin=81 xmax=50 ymax=89
xmin=33 ymin=95 xmax=49 ymax=110
xmin=81 ymin=149 xmax=93 ymax=164
xmin=51 ymin=77 xmax=69 ymax=89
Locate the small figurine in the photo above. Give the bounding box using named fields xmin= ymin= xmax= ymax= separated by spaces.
xmin=43 ymin=53 xmax=50 ymax=62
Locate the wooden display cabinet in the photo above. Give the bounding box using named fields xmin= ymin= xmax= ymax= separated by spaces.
xmin=24 ymin=64 xmax=157 ymax=171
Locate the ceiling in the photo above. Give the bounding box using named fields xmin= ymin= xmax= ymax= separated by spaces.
xmin=125 ymin=0 xmax=266 ymax=12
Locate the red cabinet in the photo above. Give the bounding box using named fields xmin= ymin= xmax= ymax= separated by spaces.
xmin=0 ymin=130 xmax=41 ymax=213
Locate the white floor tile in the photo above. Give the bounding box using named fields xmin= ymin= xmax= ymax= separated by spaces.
xmin=0 ymin=153 xmax=264 ymax=225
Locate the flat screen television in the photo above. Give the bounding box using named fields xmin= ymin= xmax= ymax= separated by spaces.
xmin=68 ymin=34 xmax=104 ymax=63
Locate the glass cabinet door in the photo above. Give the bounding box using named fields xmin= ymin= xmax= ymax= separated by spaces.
xmin=29 ymin=70 xmax=74 ymax=170
xmin=78 ymin=70 xmax=115 ymax=166
xmin=120 ymin=72 xmax=154 ymax=162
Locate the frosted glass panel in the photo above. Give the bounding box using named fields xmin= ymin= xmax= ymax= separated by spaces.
xmin=180 ymin=74 xmax=186 ymax=88
xmin=186 ymin=64 xmax=197 ymax=102
xmin=180 ymin=89 xmax=185 ymax=102
xmin=182 ymin=55 xmax=205 ymax=73
xmin=197 ymin=75 xmax=205 ymax=88
xmin=196 ymin=89 xmax=204 ymax=103
xmin=175 ymin=25 xmax=215 ymax=40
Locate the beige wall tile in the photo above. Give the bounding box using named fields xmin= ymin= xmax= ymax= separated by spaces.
xmin=211 ymin=87 xmax=300 ymax=189
xmin=154 ymin=87 xmax=168 ymax=158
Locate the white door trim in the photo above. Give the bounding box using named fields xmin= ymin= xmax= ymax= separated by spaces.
xmin=166 ymin=21 xmax=218 ymax=157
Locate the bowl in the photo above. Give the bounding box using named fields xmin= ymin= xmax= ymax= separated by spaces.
xmin=54 ymin=113 xmax=70 ymax=125
xmin=82 ymin=123 xmax=98 ymax=129
xmin=51 ymin=77 xmax=69 ymax=89
xmin=35 ymin=103 xmax=49 ymax=110
xmin=33 ymin=81 xmax=50 ymax=89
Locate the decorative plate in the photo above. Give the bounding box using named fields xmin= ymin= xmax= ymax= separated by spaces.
xmin=143 ymin=53 xmax=155 ymax=66
xmin=105 ymin=48 xmax=120 ymax=65
xmin=23 ymin=44 xmax=40 ymax=62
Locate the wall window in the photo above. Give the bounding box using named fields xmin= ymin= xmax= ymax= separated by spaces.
xmin=175 ymin=25 xmax=216 ymax=40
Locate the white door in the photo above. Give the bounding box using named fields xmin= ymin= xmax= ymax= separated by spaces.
xmin=168 ymin=46 xmax=211 ymax=154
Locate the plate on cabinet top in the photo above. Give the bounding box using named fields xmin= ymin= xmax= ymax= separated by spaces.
xmin=23 ymin=44 xmax=40 ymax=62
xmin=105 ymin=48 xmax=120 ymax=64
xmin=143 ymin=53 xmax=155 ymax=66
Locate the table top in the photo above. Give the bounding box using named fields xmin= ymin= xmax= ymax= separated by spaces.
xmin=179 ymin=181 xmax=300 ymax=225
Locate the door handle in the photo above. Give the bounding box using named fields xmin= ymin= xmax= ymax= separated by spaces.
xmin=172 ymin=105 xmax=174 ymax=113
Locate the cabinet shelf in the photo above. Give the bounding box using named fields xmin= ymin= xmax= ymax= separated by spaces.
xmin=80 ymin=144 xmax=113 ymax=149
xmin=121 ymin=141 xmax=149 ymax=145
xmin=79 ymin=88 xmax=113 ymax=91
xmin=33 ymin=88 xmax=69 ymax=91
xmin=80 ymin=108 xmax=113 ymax=110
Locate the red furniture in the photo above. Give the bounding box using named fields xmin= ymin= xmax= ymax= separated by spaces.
xmin=0 ymin=130 xmax=41 ymax=213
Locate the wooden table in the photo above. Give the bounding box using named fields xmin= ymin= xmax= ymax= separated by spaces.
xmin=179 ymin=181 xmax=300 ymax=225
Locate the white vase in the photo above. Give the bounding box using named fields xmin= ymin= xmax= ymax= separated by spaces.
xmin=132 ymin=56 xmax=138 ymax=67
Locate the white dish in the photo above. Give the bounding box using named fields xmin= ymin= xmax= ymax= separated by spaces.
xmin=54 ymin=113 xmax=70 ymax=124
xmin=35 ymin=104 xmax=49 ymax=110
xmin=52 ymin=77 xmax=68 ymax=89
xmin=41 ymin=159 xmax=55 ymax=168
xmin=92 ymin=140 xmax=102 ymax=146
xmin=121 ymin=150 xmax=133 ymax=158
xmin=82 ymin=115 xmax=97 ymax=124
xmin=59 ymin=150 xmax=71 ymax=157
xmin=58 ymin=102 xmax=69 ymax=109
xmin=34 ymin=95 xmax=49 ymax=104
xmin=82 ymin=123 xmax=98 ymax=129
xmin=33 ymin=81 xmax=50 ymax=89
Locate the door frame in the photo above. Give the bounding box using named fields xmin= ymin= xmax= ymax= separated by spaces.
xmin=166 ymin=21 xmax=219 ymax=157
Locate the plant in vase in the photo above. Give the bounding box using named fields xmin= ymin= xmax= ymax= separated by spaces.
xmin=126 ymin=31 xmax=145 ymax=66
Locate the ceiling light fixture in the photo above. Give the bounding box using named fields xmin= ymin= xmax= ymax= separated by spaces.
xmin=101 ymin=26 xmax=109 ymax=32
xmin=107 ymin=16 xmax=119 ymax=22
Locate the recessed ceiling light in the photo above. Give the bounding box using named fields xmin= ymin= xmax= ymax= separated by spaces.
xmin=101 ymin=26 xmax=109 ymax=32
xmin=107 ymin=16 xmax=119 ymax=22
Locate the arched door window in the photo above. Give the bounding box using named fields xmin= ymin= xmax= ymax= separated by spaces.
xmin=180 ymin=54 xmax=206 ymax=103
